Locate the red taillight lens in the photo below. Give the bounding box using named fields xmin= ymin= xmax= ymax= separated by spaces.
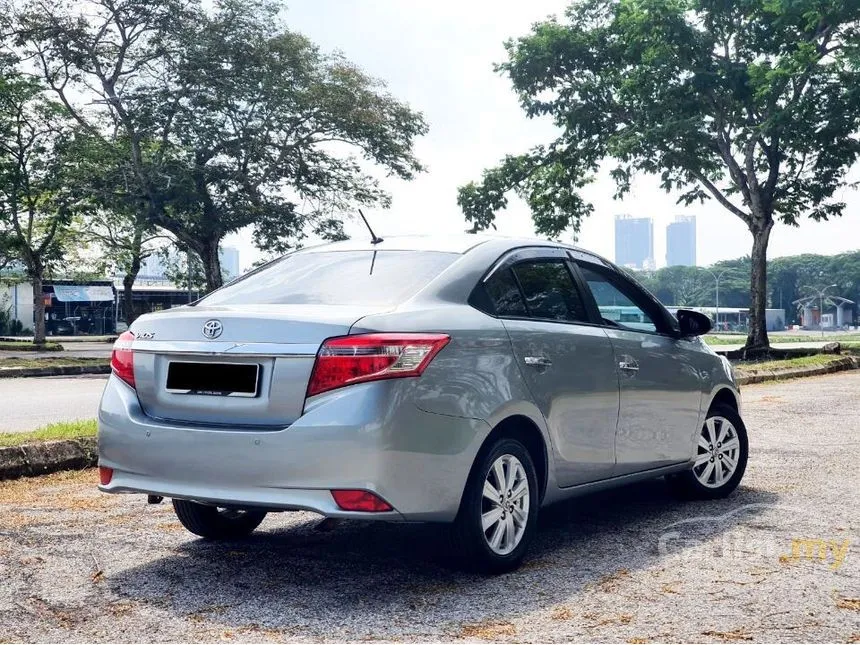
xmin=111 ymin=330 xmax=136 ymax=388
xmin=99 ymin=466 xmax=114 ymax=485
xmin=306 ymin=333 xmax=450 ymax=397
xmin=331 ymin=489 xmax=393 ymax=512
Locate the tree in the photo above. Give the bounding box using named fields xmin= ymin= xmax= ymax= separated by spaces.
xmin=14 ymin=0 xmax=427 ymax=292
xmin=68 ymin=134 xmax=165 ymax=324
xmin=0 ymin=64 xmax=82 ymax=343
xmin=458 ymin=0 xmax=860 ymax=351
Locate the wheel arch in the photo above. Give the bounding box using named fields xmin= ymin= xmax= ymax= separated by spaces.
xmin=708 ymin=387 xmax=740 ymax=414
xmin=469 ymin=414 xmax=549 ymax=504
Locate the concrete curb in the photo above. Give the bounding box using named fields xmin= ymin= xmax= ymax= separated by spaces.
xmin=0 ymin=364 xmax=110 ymax=379
xmin=0 ymin=437 xmax=97 ymax=481
xmin=736 ymin=355 xmax=860 ymax=385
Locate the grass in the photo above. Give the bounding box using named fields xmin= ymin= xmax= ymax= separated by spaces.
xmin=0 ymin=340 xmax=63 ymax=352
xmin=705 ymin=333 xmax=860 ymax=346
xmin=734 ymin=353 xmax=847 ymax=373
xmin=0 ymin=356 xmax=108 ymax=370
xmin=0 ymin=419 xmax=97 ymax=447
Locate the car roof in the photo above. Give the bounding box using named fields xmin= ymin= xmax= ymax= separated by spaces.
xmin=299 ymin=234 xmax=594 ymax=256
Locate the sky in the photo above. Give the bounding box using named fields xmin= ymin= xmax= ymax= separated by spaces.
xmin=226 ymin=0 xmax=860 ymax=272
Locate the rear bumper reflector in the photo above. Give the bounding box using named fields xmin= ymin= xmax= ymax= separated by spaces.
xmin=331 ymin=489 xmax=393 ymax=512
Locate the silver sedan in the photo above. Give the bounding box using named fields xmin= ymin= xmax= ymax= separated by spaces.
xmin=97 ymin=235 xmax=747 ymax=573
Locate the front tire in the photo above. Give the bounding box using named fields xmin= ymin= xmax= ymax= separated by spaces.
xmin=172 ymin=499 xmax=267 ymax=539
xmin=668 ymin=403 xmax=748 ymax=500
xmin=449 ymin=438 xmax=539 ymax=574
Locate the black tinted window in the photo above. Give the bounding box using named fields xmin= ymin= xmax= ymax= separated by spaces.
xmin=200 ymin=250 xmax=457 ymax=306
xmin=485 ymin=268 xmax=527 ymax=316
xmin=512 ymin=261 xmax=588 ymax=322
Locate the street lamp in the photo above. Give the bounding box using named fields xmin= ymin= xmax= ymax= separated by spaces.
xmin=805 ymin=284 xmax=837 ymax=337
xmin=703 ymin=268 xmax=730 ymax=331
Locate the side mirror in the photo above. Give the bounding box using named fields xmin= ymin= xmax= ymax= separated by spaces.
xmin=676 ymin=309 xmax=712 ymax=337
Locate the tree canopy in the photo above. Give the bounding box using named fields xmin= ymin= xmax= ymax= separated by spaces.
xmin=458 ymin=0 xmax=860 ymax=350
xmin=10 ymin=0 xmax=427 ymax=292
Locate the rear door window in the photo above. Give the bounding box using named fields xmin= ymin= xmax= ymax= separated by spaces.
xmin=484 ymin=268 xmax=528 ymax=317
xmin=199 ymin=250 xmax=458 ymax=306
xmin=512 ymin=260 xmax=588 ymax=323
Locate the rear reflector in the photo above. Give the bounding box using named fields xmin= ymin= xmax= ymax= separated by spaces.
xmin=99 ymin=466 xmax=114 ymax=485
xmin=331 ymin=489 xmax=393 ymax=512
xmin=110 ymin=330 xmax=136 ymax=388
xmin=307 ymin=333 xmax=450 ymax=397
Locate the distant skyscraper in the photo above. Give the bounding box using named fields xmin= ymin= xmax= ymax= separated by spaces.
xmin=666 ymin=215 xmax=697 ymax=266
xmin=614 ymin=215 xmax=654 ymax=269
xmin=220 ymin=246 xmax=240 ymax=280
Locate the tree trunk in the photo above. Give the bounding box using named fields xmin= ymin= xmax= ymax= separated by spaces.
xmin=122 ymin=264 xmax=140 ymax=325
xmin=31 ymin=272 xmax=46 ymax=345
xmin=745 ymin=220 xmax=773 ymax=352
xmin=200 ymin=237 xmax=223 ymax=294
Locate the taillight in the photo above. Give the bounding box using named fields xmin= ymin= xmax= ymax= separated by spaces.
xmin=331 ymin=489 xmax=393 ymax=512
xmin=306 ymin=333 xmax=450 ymax=397
xmin=111 ymin=330 xmax=136 ymax=388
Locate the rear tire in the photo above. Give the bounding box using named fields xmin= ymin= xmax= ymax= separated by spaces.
xmin=449 ymin=438 xmax=539 ymax=574
xmin=172 ymin=499 xmax=267 ymax=539
xmin=667 ymin=403 xmax=748 ymax=500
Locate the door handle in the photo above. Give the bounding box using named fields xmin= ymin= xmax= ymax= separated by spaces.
xmin=618 ymin=355 xmax=639 ymax=374
xmin=524 ymin=356 xmax=553 ymax=367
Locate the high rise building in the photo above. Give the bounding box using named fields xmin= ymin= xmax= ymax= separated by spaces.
xmin=614 ymin=215 xmax=654 ymax=269
xmin=666 ymin=215 xmax=697 ymax=267
xmin=220 ymin=246 xmax=241 ymax=280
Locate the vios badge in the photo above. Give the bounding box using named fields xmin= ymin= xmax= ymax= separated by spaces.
xmin=202 ymin=319 xmax=223 ymax=339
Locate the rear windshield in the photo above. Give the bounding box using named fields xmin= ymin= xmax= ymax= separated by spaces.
xmin=199 ymin=250 xmax=459 ymax=306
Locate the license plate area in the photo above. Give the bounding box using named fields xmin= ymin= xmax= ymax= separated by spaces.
xmin=166 ymin=361 xmax=260 ymax=397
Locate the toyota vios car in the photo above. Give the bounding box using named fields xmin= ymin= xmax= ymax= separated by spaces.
xmin=98 ymin=235 xmax=747 ymax=573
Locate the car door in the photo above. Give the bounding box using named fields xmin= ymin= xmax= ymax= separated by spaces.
xmin=482 ymin=248 xmax=620 ymax=487
xmin=573 ymin=260 xmax=705 ymax=474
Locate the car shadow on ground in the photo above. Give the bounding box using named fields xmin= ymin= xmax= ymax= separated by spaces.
xmin=110 ymin=481 xmax=780 ymax=638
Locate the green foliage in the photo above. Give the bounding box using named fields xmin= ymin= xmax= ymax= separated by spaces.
xmin=12 ymin=0 xmax=427 ymax=291
xmin=635 ymin=249 xmax=860 ymax=324
xmin=459 ymin=0 xmax=860 ymax=348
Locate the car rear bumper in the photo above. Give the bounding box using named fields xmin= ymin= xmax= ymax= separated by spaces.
xmin=97 ymin=375 xmax=490 ymax=522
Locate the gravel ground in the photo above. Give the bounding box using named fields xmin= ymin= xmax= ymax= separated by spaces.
xmin=0 ymin=373 xmax=858 ymax=642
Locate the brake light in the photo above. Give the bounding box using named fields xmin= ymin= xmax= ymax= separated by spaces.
xmin=306 ymin=333 xmax=450 ymax=397
xmin=331 ymin=489 xmax=393 ymax=512
xmin=111 ymin=330 xmax=136 ymax=388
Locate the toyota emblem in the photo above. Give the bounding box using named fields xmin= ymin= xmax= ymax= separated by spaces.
xmin=202 ymin=319 xmax=223 ymax=339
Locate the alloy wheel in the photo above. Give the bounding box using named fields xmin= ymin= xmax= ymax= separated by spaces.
xmin=481 ymin=453 xmax=530 ymax=555
xmin=693 ymin=416 xmax=741 ymax=488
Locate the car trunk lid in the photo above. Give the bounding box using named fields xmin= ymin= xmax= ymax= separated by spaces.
xmin=129 ymin=304 xmax=384 ymax=427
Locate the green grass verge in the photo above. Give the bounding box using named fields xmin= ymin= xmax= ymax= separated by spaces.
xmin=0 ymin=357 xmax=108 ymax=370
xmin=705 ymin=333 xmax=860 ymax=346
xmin=0 ymin=341 xmax=63 ymax=352
xmin=734 ymin=353 xmax=847 ymax=374
xmin=0 ymin=419 xmax=97 ymax=447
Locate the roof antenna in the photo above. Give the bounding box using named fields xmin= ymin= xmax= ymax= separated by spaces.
xmin=358 ymin=209 xmax=383 ymax=245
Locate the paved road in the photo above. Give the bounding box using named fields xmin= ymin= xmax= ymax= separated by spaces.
xmin=0 ymin=375 xmax=106 ymax=432
xmin=0 ymin=372 xmax=857 ymax=641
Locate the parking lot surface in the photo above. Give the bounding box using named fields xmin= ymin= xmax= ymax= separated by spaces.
xmin=0 ymin=372 xmax=858 ymax=642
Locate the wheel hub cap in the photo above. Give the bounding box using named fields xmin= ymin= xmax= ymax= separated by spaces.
xmin=693 ymin=416 xmax=740 ymax=488
xmin=481 ymin=454 xmax=530 ymax=555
